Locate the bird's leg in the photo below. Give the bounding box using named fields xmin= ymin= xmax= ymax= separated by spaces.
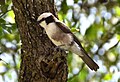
xmin=54 ymin=44 xmax=66 ymax=52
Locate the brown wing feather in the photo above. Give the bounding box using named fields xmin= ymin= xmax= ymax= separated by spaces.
xmin=55 ymin=22 xmax=90 ymax=56
xmin=55 ymin=22 xmax=99 ymax=71
xmin=55 ymin=22 xmax=83 ymax=47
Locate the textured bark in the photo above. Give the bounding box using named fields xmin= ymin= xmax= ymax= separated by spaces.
xmin=12 ymin=0 xmax=68 ymax=82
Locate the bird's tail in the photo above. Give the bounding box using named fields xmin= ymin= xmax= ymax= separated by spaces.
xmin=80 ymin=49 xmax=99 ymax=71
xmin=69 ymin=42 xmax=99 ymax=71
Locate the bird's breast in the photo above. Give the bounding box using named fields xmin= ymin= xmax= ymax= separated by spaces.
xmin=45 ymin=23 xmax=62 ymax=46
xmin=45 ymin=23 xmax=73 ymax=48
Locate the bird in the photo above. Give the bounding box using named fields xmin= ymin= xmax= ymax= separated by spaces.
xmin=37 ymin=12 xmax=99 ymax=71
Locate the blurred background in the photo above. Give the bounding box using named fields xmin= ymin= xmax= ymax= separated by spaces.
xmin=0 ymin=0 xmax=120 ymax=82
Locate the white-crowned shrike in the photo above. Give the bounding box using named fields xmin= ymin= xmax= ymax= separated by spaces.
xmin=37 ymin=12 xmax=99 ymax=71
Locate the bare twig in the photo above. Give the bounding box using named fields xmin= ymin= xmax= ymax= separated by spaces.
xmin=109 ymin=41 xmax=119 ymax=50
xmin=0 ymin=58 xmax=8 ymax=64
xmin=12 ymin=54 xmax=18 ymax=77
xmin=95 ymin=20 xmax=120 ymax=55
xmin=0 ymin=9 xmax=12 ymax=18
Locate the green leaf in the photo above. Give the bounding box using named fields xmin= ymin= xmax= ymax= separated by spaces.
xmin=58 ymin=12 xmax=66 ymax=21
xmin=0 ymin=26 xmax=3 ymax=36
xmin=6 ymin=0 xmax=12 ymax=5
xmin=0 ymin=18 xmax=6 ymax=24
xmin=7 ymin=10 xmax=15 ymax=23
xmin=67 ymin=52 xmax=73 ymax=65
xmin=74 ymin=0 xmax=78 ymax=3
xmin=7 ymin=10 xmax=15 ymax=19
xmin=85 ymin=25 xmax=98 ymax=41
xmin=5 ymin=34 xmax=15 ymax=41
xmin=116 ymin=23 xmax=120 ymax=34
xmin=61 ymin=0 xmax=69 ymax=14
xmin=116 ymin=34 xmax=120 ymax=40
xmin=103 ymin=73 xmax=112 ymax=80
xmin=115 ymin=6 xmax=120 ymax=16
xmin=0 ymin=0 xmax=5 ymax=5
xmin=78 ymin=69 xmax=87 ymax=81
xmin=117 ymin=0 xmax=120 ymax=3
xmin=1 ymin=5 xmax=8 ymax=13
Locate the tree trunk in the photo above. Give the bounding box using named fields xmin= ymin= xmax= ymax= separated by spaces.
xmin=12 ymin=0 xmax=68 ymax=82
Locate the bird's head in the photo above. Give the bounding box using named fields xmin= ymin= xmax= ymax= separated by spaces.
xmin=37 ymin=12 xmax=55 ymax=28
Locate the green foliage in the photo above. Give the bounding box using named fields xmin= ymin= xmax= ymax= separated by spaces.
xmin=56 ymin=0 xmax=120 ymax=82
xmin=103 ymin=73 xmax=112 ymax=80
xmin=0 ymin=0 xmax=120 ymax=82
xmin=61 ymin=0 xmax=69 ymax=14
xmin=115 ymin=6 xmax=120 ymax=16
xmin=0 ymin=0 xmax=20 ymax=82
xmin=85 ymin=25 xmax=98 ymax=41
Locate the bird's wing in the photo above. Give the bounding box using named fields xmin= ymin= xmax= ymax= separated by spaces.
xmin=55 ymin=22 xmax=99 ymax=71
xmin=55 ymin=22 xmax=83 ymax=48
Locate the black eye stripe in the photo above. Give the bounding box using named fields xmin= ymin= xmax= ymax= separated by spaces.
xmin=37 ymin=15 xmax=54 ymax=25
xmin=45 ymin=15 xmax=55 ymax=25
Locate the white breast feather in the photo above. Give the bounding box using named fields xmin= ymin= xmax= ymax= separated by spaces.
xmin=45 ymin=23 xmax=62 ymax=46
